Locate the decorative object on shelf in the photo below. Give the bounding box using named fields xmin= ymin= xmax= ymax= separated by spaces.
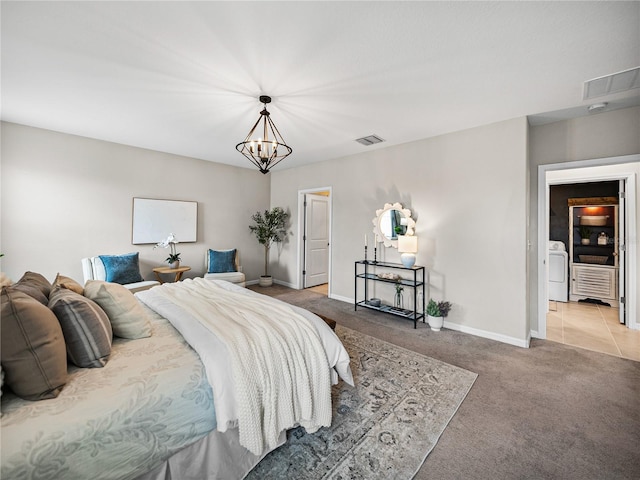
xmin=579 ymin=226 xmax=591 ymax=245
xmin=364 ymin=234 xmax=368 ymax=262
xmin=394 ymin=283 xmax=404 ymax=309
xmin=579 ymin=215 xmax=609 ymax=226
xmin=155 ymin=233 xmax=181 ymax=268
xmin=377 ymin=272 xmax=401 ymax=280
xmin=249 ymin=207 xmax=289 ymax=287
xmin=373 ymin=234 xmax=378 ymax=263
xmin=368 ymin=298 xmax=381 ymax=307
xmin=426 ymin=299 xmax=452 ymax=332
xmin=578 ymin=254 xmax=608 ymax=265
xmin=398 ymin=235 xmax=418 ymax=268
xmin=236 ymin=95 xmax=293 ymax=174
xmin=598 ymin=232 xmax=609 ymax=245
xmin=372 ymin=202 xmax=416 ymax=248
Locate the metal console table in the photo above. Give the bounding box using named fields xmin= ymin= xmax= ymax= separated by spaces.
xmin=354 ymin=260 xmax=426 ymax=328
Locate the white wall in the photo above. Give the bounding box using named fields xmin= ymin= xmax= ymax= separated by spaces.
xmin=0 ymin=122 xmax=270 ymax=284
xmin=271 ymin=117 xmax=530 ymax=345
xmin=528 ymin=106 xmax=640 ymax=331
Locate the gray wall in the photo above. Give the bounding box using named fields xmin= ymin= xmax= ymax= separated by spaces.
xmin=528 ymin=106 xmax=640 ymax=331
xmin=271 ymin=117 xmax=531 ymax=345
xmin=0 ymin=122 xmax=271 ymax=284
xmin=3 ymin=105 xmax=637 ymax=345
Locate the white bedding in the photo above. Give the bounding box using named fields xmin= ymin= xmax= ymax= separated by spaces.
xmin=136 ymin=279 xmax=354 ymax=456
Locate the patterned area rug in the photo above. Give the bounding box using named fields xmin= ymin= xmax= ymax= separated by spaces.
xmin=246 ymin=325 xmax=477 ymax=479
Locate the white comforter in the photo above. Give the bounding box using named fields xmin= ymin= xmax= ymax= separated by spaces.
xmin=136 ymin=279 xmax=353 ymax=456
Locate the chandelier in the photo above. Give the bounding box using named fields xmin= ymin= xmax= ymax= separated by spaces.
xmin=236 ymin=95 xmax=293 ymax=174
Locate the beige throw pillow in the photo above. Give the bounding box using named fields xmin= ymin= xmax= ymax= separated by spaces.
xmin=53 ymin=273 xmax=84 ymax=295
xmin=1 ymin=287 xmax=68 ymax=400
xmin=84 ymin=280 xmax=152 ymax=339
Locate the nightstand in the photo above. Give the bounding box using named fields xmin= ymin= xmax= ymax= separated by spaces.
xmin=152 ymin=266 xmax=191 ymax=284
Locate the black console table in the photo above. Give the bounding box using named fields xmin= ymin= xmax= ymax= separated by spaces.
xmin=354 ymin=260 xmax=426 ymax=328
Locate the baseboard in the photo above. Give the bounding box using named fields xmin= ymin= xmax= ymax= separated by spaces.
xmin=244 ymin=279 xmax=258 ymax=286
xmin=273 ymin=278 xmax=297 ymax=289
xmin=530 ymin=329 xmax=541 ymax=339
xmin=442 ymin=320 xmax=531 ymax=348
xmin=329 ymin=293 xmax=352 ymax=304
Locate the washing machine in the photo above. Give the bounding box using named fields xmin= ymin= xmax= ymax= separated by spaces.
xmin=549 ymin=240 xmax=568 ymax=302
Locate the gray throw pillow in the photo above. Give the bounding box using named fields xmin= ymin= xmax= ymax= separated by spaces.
xmin=49 ymin=286 xmax=112 ymax=368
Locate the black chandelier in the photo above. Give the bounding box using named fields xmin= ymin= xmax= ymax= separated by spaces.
xmin=235 ymin=95 xmax=293 ymax=174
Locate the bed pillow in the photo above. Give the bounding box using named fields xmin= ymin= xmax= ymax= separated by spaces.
xmin=53 ymin=273 xmax=84 ymax=295
xmin=1 ymin=287 xmax=68 ymax=400
xmin=207 ymin=248 xmax=237 ymax=273
xmin=48 ymin=286 xmax=112 ymax=368
xmin=11 ymin=271 xmax=52 ymax=305
xmin=84 ymin=280 xmax=152 ymax=339
xmin=98 ymin=252 xmax=144 ymax=284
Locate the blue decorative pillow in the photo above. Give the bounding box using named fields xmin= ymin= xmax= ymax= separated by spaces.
xmin=99 ymin=253 xmax=144 ymax=284
xmin=208 ymin=249 xmax=237 ymax=273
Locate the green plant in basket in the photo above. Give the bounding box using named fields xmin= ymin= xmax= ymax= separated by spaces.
xmin=578 ymin=226 xmax=591 ymax=239
xmin=426 ymin=299 xmax=452 ymax=317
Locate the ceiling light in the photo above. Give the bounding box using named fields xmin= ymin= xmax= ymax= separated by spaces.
xmin=236 ymin=95 xmax=293 ymax=174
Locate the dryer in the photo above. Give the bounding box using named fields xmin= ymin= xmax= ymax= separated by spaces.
xmin=549 ymin=240 xmax=568 ymax=302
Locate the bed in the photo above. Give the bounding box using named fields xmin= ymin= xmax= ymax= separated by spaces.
xmin=1 ymin=278 xmax=353 ymax=480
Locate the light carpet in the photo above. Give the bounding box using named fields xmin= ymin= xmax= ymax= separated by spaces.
xmin=246 ymin=325 xmax=477 ymax=479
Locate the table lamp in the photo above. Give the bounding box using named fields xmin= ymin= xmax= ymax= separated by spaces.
xmin=397 ymin=235 xmax=418 ymax=268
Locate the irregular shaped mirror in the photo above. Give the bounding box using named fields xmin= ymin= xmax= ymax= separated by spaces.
xmin=372 ymin=202 xmax=415 ymax=248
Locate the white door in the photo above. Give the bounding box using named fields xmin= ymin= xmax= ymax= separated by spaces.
xmin=618 ymin=180 xmax=626 ymax=324
xmin=304 ymin=193 xmax=329 ymax=288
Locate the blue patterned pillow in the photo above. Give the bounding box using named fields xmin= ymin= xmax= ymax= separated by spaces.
xmin=99 ymin=253 xmax=144 ymax=284
xmin=208 ymin=249 xmax=236 ymax=273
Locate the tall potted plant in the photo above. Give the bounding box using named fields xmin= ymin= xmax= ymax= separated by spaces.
xmin=249 ymin=207 xmax=289 ymax=287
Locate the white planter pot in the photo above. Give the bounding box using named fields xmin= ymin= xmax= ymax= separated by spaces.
xmin=168 ymin=261 xmax=180 ymax=269
xmin=259 ymin=275 xmax=273 ymax=287
xmin=428 ymin=314 xmax=444 ymax=331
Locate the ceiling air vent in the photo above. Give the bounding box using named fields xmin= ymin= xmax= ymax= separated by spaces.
xmin=355 ymin=134 xmax=385 ymax=146
xmin=583 ymin=67 xmax=640 ymax=100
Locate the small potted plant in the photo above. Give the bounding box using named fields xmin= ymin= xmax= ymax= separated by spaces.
xmin=426 ymin=299 xmax=452 ymax=331
xmin=249 ymin=207 xmax=289 ymax=287
xmin=579 ymin=226 xmax=592 ymax=245
xmin=155 ymin=233 xmax=181 ymax=268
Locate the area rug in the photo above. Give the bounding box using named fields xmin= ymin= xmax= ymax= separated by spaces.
xmin=246 ymin=325 xmax=478 ymax=479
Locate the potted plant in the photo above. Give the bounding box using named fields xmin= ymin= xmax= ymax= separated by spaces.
xmin=579 ymin=226 xmax=591 ymax=245
xmin=426 ymin=299 xmax=452 ymax=331
xmin=249 ymin=207 xmax=289 ymax=287
xmin=155 ymin=233 xmax=181 ymax=268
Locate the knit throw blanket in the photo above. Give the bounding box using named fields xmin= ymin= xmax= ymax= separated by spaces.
xmin=152 ymin=278 xmax=332 ymax=456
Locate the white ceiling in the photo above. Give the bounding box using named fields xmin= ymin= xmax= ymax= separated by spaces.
xmin=2 ymin=1 xmax=639 ymax=172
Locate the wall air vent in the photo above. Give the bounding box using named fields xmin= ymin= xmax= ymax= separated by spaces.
xmin=355 ymin=134 xmax=385 ymax=146
xmin=583 ymin=67 xmax=640 ymax=100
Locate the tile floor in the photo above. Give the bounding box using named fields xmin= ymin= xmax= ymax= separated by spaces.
xmin=547 ymin=301 xmax=640 ymax=361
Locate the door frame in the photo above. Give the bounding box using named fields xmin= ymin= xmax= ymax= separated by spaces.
xmin=537 ymin=155 xmax=639 ymax=338
xmin=296 ymin=186 xmax=333 ymax=292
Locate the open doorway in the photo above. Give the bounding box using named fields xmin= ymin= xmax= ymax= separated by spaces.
xmin=538 ymin=156 xmax=639 ymax=360
xmin=297 ymin=187 xmax=332 ymax=296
